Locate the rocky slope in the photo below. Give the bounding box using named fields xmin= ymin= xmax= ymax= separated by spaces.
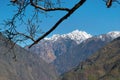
xmin=62 ymin=37 xmax=120 ymax=80
xmin=0 ymin=33 xmax=58 ymax=80
xmin=53 ymin=31 xmax=120 ymax=74
xmin=27 ymin=30 xmax=120 ymax=74
xmin=27 ymin=30 xmax=92 ymax=63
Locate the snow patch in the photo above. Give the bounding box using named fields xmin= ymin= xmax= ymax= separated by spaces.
xmin=45 ymin=30 xmax=92 ymax=44
xmin=107 ymin=31 xmax=120 ymax=39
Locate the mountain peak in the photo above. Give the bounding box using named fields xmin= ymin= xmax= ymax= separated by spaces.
xmin=64 ymin=30 xmax=92 ymax=44
xmin=107 ymin=31 xmax=120 ymax=39
xmin=45 ymin=30 xmax=92 ymax=44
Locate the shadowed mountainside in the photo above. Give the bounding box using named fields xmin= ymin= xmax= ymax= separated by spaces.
xmin=27 ymin=31 xmax=120 ymax=74
xmin=53 ymin=34 xmax=114 ymax=74
xmin=62 ymin=37 xmax=120 ymax=80
xmin=0 ymin=33 xmax=59 ymax=80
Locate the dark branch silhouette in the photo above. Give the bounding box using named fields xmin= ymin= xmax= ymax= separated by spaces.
xmin=30 ymin=0 xmax=70 ymax=12
xmin=106 ymin=0 xmax=112 ymax=8
xmin=29 ymin=0 xmax=86 ymax=48
xmin=1 ymin=0 xmax=118 ymax=48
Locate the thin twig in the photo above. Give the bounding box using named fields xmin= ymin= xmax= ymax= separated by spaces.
xmin=30 ymin=0 xmax=70 ymax=12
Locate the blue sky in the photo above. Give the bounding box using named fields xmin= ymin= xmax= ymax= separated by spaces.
xmin=0 ymin=0 xmax=120 ymax=45
xmin=50 ymin=0 xmax=120 ymax=36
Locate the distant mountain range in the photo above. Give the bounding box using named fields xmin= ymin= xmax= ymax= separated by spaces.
xmin=0 ymin=33 xmax=58 ymax=80
xmin=27 ymin=30 xmax=120 ymax=74
xmin=61 ymin=37 xmax=120 ymax=80
xmin=1 ymin=29 xmax=120 ymax=80
xmin=27 ymin=30 xmax=92 ymax=63
xmin=45 ymin=30 xmax=92 ymax=44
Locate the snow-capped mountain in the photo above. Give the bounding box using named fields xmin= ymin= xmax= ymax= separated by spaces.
xmin=53 ymin=31 xmax=120 ymax=74
xmin=45 ymin=30 xmax=92 ymax=44
xmin=97 ymin=31 xmax=120 ymax=41
xmin=26 ymin=30 xmax=120 ymax=74
xmin=27 ymin=30 xmax=92 ymax=63
xmin=107 ymin=31 xmax=120 ymax=39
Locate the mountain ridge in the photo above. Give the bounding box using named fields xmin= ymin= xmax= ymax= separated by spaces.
xmin=44 ymin=30 xmax=120 ymax=43
xmin=61 ymin=37 xmax=120 ymax=80
xmin=0 ymin=33 xmax=59 ymax=80
xmin=45 ymin=30 xmax=92 ymax=44
xmin=27 ymin=30 xmax=120 ymax=74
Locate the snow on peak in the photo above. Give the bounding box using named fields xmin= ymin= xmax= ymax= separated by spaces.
xmin=45 ymin=30 xmax=92 ymax=44
xmin=107 ymin=31 xmax=120 ymax=39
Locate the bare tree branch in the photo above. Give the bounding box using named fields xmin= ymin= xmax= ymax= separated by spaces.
xmin=29 ymin=0 xmax=86 ymax=48
xmin=103 ymin=0 xmax=120 ymax=8
xmin=106 ymin=0 xmax=112 ymax=8
xmin=30 ymin=0 xmax=70 ymax=12
xmin=2 ymin=0 xmax=118 ymax=48
xmin=10 ymin=0 xmax=17 ymax=3
xmin=16 ymin=32 xmax=35 ymax=42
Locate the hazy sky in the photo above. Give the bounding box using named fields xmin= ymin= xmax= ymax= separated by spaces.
xmin=0 ymin=0 xmax=120 ymax=36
